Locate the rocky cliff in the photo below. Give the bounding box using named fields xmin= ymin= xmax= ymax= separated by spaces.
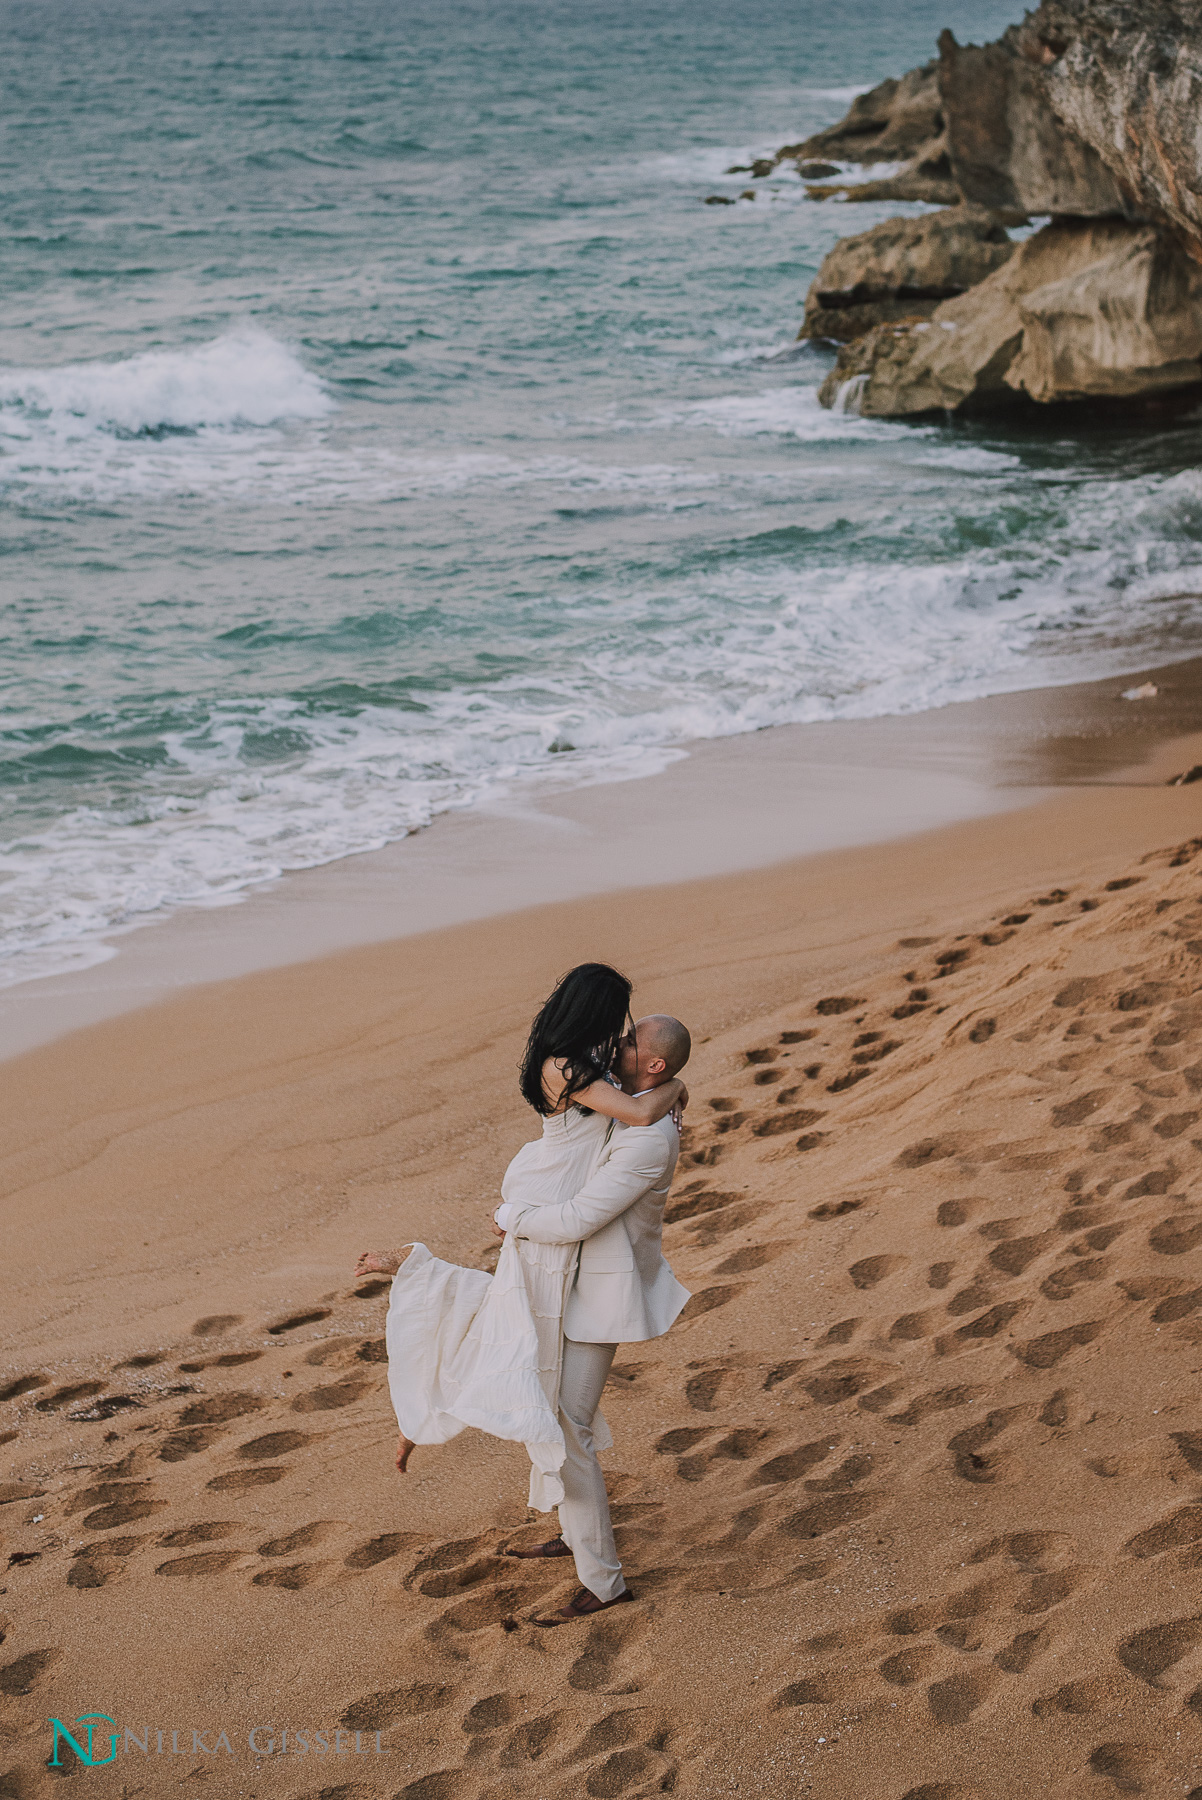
xmin=799 ymin=0 xmax=1202 ymax=416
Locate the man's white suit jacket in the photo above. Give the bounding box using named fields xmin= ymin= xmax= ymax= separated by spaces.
xmin=494 ymin=1112 xmax=690 ymax=1344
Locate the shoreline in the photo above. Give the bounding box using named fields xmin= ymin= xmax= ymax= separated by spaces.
xmin=6 ymin=650 xmax=1202 ymax=1062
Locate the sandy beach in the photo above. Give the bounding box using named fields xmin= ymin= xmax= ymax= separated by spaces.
xmin=4 ymin=675 xmax=1202 ymax=1798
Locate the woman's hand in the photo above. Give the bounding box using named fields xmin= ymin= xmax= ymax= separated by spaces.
xmin=669 ymin=1082 xmax=689 ymax=1128
xmin=488 ymin=1214 xmax=506 ymax=1241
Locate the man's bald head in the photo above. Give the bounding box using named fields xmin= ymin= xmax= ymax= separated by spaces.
xmin=635 ymin=1014 xmax=691 ymax=1079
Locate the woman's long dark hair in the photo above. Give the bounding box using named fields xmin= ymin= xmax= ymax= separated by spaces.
xmin=519 ymin=962 xmax=633 ymax=1115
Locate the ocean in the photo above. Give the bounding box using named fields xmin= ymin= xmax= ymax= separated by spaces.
xmin=6 ymin=0 xmax=1202 ymax=989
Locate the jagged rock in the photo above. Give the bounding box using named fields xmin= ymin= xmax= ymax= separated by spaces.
xmin=805 ymin=144 xmax=959 ymax=206
xmin=788 ymin=63 xmax=943 ymax=165
xmin=938 ymin=19 xmax=1134 ymax=216
xmin=1010 ymin=222 xmax=1202 ymax=402
xmin=817 ymin=219 xmax=1202 ymax=415
xmin=1041 ymin=0 xmax=1202 ymax=252
xmin=797 ymin=161 xmax=840 ymax=180
xmin=800 ymin=207 xmax=1015 ymax=342
xmin=704 ymin=195 xmax=736 ymax=206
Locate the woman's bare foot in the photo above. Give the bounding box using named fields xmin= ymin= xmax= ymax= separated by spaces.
xmin=354 ymin=1247 xmax=412 ymax=1279
xmin=396 ymin=1432 xmax=416 ymax=1474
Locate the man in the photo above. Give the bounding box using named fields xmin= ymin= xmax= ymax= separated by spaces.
xmin=492 ymin=1014 xmax=692 ymax=1625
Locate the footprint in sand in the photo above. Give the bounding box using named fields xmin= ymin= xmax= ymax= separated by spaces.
xmin=33 ymin=1380 xmax=104 ymax=1413
xmin=258 ymin=1521 xmax=340 ymax=1556
xmin=0 ymin=1648 xmax=62 ymax=1695
xmin=752 ymin=1109 xmax=825 ymax=1139
xmin=886 ymin=1387 xmax=985 ymax=1426
xmin=461 ymin=1692 xmax=522 ymax=1733
xmin=572 ymin=1724 xmax=677 ymax=1793
xmin=158 ymin=1425 xmax=228 ymax=1462
xmin=177 ymin=1351 xmax=262 ymax=1373
xmin=1011 ymin=1320 xmax=1106 ymax=1368
xmin=820 ymin=1317 xmax=862 ymax=1345
xmin=0 ymin=1374 xmax=48 ymax=1403
xmin=670 ymin=1428 xmax=770 ymax=1483
xmin=346 ymin=1531 xmax=425 ymax=1571
xmin=155 ymin=1392 xmax=268 ymax=1462
xmin=206 ymin=1467 xmax=288 ymax=1493
xmin=683 ymin=1366 xmax=748 ymax=1411
xmin=265 ymin=1308 xmax=333 ymax=1334
xmin=745 ymin=1437 xmax=841 ymax=1488
xmin=849 ymin=1255 xmax=909 ymax=1290
xmin=413 ymin=1557 xmax=500 ymax=1599
xmin=1117 ymin=1617 xmax=1202 ymax=1685
xmin=83 ymin=1497 xmax=168 ymax=1531
xmin=1149 ymin=1213 xmax=1202 ymax=1255
xmin=809 ymin=1197 xmax=862 ymax=1221
xmin=568 ymin=1613 xmax=650 ymax=1693
xmin=68 ymin=1543 xmax=139 ymax=1589
xmin=191 ymin=1314 xmax=242 ymax=1337
xmin=880 ymin=1644 xmax=944 ymax=1686
xmin=1089 ymin=1742 xmax=1164 ymax=1793
xmin=946 ymin=1408 xmax=1033 ymax=1485
xmin=423 ymin=1586 xmax=541 ymax=1656
xmin=393 ymin=1776 xmax=471 ymax=1800
xmin=155 ymin=1550 xmax=244 ymax=1577
xmin=775 ymin=1667 xmax=876 ymax=1708
xmin=397 ymin=1774 xmax=479 ymax=1800
xmin=900 ymin=1786 xmax=985 ymax=1800
xmin=969 ymin=1531 xmax=1077 ymax=1571
xmin=178 ymin=1391 xmax=266 ymax=1427
xmin=64 ymin=1478 xmax=154 ymax=1517
xmin=778 ymin=1490 xmax=883 ymax=1542
xmin=160 ymin=1522 xmax=238 ymax=1547
xmin=803 ymin=1357 xmax=900 ymax=1405
xmin=341 ymin=1682 xmax=450 ymax=1732
xmin=710 ymin=1241 xmax=794 ymax=1276
xmin=664 ymin=1188 xmax=744 ymax=1225
xmin=491 ymin=1709 xmax=571 ymax=1767
xmin=678 ymin=1285 xmax=747 ymax=1321
xmin=1031 ymin=1677 xmax=1106 ymax=1715
xmin=290 ymin=1377 xmax=371 ymax=1413
xmin=229 ymin=1428 xmax=311 ymax=1460
xmin=251 ymin=1563 xmax=333 ymax=1590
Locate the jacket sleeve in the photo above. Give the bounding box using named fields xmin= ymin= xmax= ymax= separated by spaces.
xmin=500 ymin=1128 xmax=672 ymax=1245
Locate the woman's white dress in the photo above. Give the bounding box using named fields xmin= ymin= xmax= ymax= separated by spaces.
xmin=384 ymin=1104 xmax=610 ymax=1510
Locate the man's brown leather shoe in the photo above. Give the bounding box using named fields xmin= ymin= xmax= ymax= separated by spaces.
xmin=531 ymin=1586 xmax=633 ymax=1626
xmin=505 ymin=1534 xmax=572 ymax=1560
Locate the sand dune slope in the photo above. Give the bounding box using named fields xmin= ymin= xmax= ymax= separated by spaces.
xmin=7 ymin=836 xmax=1202 ymax=1797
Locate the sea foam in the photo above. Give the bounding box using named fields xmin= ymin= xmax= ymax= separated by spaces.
xmin=0 ymin=328 xmax=332 ymax=439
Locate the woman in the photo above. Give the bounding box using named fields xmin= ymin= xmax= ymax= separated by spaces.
xmin=354 ymin=962 xmax=686 ymax=1494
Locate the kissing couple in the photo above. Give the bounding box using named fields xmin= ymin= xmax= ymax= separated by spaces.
xmin=354 ymin=961 xmax=692 ymax=1626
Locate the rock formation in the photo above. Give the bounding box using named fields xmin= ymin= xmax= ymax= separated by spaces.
xmin=785 ymin=63 xmax=943 ymax=165
xmin=796 ymin=0 xmax=1202 ymax=414
xmin=775 ymin=62 xmax=957 ymax=205
xmin=800 ymin=207 xmax=1015 ymax=342
xmin=819 ymin=219 xmax=1202 ymax=413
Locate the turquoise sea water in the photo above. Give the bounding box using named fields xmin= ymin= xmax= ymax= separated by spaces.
xmin=6 ymin=0 xmax=1202 ymax=986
